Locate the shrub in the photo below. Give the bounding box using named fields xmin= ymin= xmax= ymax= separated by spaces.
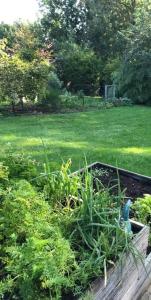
xmin=133 ymin=194 xmax=151 ymax=225
xmin=105 ymin=97 xmax=133 ymax=107
xmin=133 ymin=194 xmax=151 ymax=244
xmin=3 ymin=151 xmax=39 ymax=181
xmin=0 ymin=163 xmax=9 ymax=182
xmin=41 ymin=72 xmax=62 ymax=111
xmin=56 ymin=42 xmax=102 ymax=95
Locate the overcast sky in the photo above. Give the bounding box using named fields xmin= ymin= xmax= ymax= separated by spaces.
xmin=0 ymin=0 xmax=40 ymax=24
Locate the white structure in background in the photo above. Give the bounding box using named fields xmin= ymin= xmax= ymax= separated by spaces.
xmin=105 ymin=85 xmax=116 ymax=99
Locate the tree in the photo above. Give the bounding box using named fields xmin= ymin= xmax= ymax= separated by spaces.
xmin=0 ymin=40 xmax=50 ymax=112
xmin=0 ymin=22 xmax=15 ymax=49
xmin=38 ymin=0 xmax=87 ymax=44
xmin=114 ymin=1 xmax=151 ymax=104
xmin=39 ymin=0 xmax=144 ymax=59
xmin=85 ymin=0 xmax=144 ymax=58
xmin=56 ymin=42 xmax=103 ymax=95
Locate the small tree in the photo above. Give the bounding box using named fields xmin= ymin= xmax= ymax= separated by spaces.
xmin=56 ymin=42 xmax=103 ymax=95
xmin=0 ymin=39 xmax=50 ymax=112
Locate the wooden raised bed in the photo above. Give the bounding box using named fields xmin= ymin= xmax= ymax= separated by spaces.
xmin=92 ymin=220 xmax=149 ymax=300
xmin=74 ymin=162 xmax=151 ymax=300
xmin=74 ymin=161 xmax=151 ymax=200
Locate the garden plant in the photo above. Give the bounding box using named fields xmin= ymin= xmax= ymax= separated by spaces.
xmin=0 ymin=152 xmax=145 ymax=300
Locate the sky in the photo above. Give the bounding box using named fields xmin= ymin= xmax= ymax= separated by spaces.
xmin=0 ymin=0 xmax=40 ymax=24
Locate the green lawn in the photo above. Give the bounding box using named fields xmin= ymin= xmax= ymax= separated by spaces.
xmin=0 ymin=106 xmax=151 ymax=176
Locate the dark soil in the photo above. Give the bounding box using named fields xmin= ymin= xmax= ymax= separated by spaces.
xmin=92 ymin=166 xmax=151 ymax=201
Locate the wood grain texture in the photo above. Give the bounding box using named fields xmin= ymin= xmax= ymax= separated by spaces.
xmin=90 ymin=221 xmax=150 ymax=300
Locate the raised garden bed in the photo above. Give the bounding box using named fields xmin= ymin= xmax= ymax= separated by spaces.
xmin=74 ymin=162 xmax=151 ymax=200
xmin=92 ymin=220 xmax=149 ymax=300
xmin=74 ymin=162 xmax=151 ymax=299
xmin=1 ymin=158 xmax=151 ymax=300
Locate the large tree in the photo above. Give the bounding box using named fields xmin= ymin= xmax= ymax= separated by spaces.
xmin=39 ymin=0 xmax=87 ymax=44
xmin=39 ymin=0 xmax=144 ymax=58
xmin=84 ymin=0 xmax=145 ymax=58
xmin=114 ymin=1 xmax=151 ymax=104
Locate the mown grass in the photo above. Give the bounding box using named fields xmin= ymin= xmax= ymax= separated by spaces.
xmin=0 ymin=106 xmax=151 ymax=176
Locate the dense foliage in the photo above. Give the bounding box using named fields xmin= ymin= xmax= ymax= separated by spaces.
xmin=0 ymin=27 xmax=50 ymax=112
xmin=0 ymin=49 xmax=49 ymax=111
xmin=133 ymin=194 xmax=151 ymax=244
xmin=114 ymin=2 xmax=151 ymax=104
xmin=0 ymin=153 xmax=134 ymax=299
xmin=0 ymin=0 xmax=150 ymax=111
xmin=56 ymin=42 xmax=102 ymax=94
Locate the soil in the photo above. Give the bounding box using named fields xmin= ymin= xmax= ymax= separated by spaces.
xmin=92 ymin=166 xmax=151 ymax=201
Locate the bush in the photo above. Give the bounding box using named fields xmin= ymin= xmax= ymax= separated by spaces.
xmin=133 ymin=194 xmax=151 ymax=225
xmin=105 ymin=97 xmax=133 ymax=107
xmin=0 ymin=163 xmax=9 ymax=182
xmin=41 ymin=72 xmax=62 ymax=111
xmin=56 ymin=42 xmax=102 ymax=95
xmin=3 ymin=151 xmax=39 ymax=181
xmin=133 ymin=194 xmax=151 ymax=244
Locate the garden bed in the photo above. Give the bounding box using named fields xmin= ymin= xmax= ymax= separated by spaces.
xmin=92 ymin=220 xmax=149 ymax=300
xmin=74 ymin=162 xmax=151 ymax=299
xmin=1 ymin=157 xmax=151 ymax=300
xmin=75 ymin=162 xmax=151 ymax=200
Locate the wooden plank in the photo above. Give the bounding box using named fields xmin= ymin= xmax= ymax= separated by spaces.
xmin=133 ymin=252 xmax=151 ymax=300
xmin=73 ymin=162 xmax=151 ymax=183
xmin=90 ymin=222 xmax=150 ymax=300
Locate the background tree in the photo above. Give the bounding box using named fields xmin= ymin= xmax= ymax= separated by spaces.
xmin=0 ymin=22 xmax=15 ymax=49
xmin=84 ymin=0 xmax=145 ymax=58
xmin=39 ymin=0 xmax=87 ymax=44
xmin=56 ymin=42 xmax=103 ymax=95
xmin=0 ymin=39 xmax=50 ymax=112
xmin=114 ymin=1 xmax=151 ymax=104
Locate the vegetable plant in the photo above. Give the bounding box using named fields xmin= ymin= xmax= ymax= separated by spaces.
xmin=133 ymin=194 xmax=151 ymax=244
xmin=0 ymin=153 xmax=140 ymax=299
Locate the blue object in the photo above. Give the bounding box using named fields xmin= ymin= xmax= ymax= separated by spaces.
xmin=122 ymin=199 xmax=132 ymax=233
xmin=122 ymin=199 xmax=131 ymax=221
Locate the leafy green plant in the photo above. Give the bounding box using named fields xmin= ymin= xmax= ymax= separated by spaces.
xmin=0 ymin=153 xmax=141 ymax=299
xmin=0 ymin=180 xmax=76 ymax=300
xmin=0 ymin=163 xmax=9 ymax=202
xmin=0 ymin=163 xmax=9 ymax=182
xmin=133 ymin=194 xmax=151 ymax=245
xmin=66 ymin=171 xmax=133 ymax=295
xmin=3 ymin=151 xmax=39 ymax=181
xmin=133 ymin=194 xmax=151 ymax=225
xmin=42 ymin=159 xmax=81 ymax=208
xmin=44 ymin=164 xmax=134 ymax=296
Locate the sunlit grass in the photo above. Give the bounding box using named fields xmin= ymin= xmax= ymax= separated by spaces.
xmin=0 ymin=106 xmax=151 ymax=175
xmin=123 ymin=147 xmax=151 ymax=155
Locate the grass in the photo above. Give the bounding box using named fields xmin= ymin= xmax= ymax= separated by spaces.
xmin=0 ymin=106 xmax=151 ymax=176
